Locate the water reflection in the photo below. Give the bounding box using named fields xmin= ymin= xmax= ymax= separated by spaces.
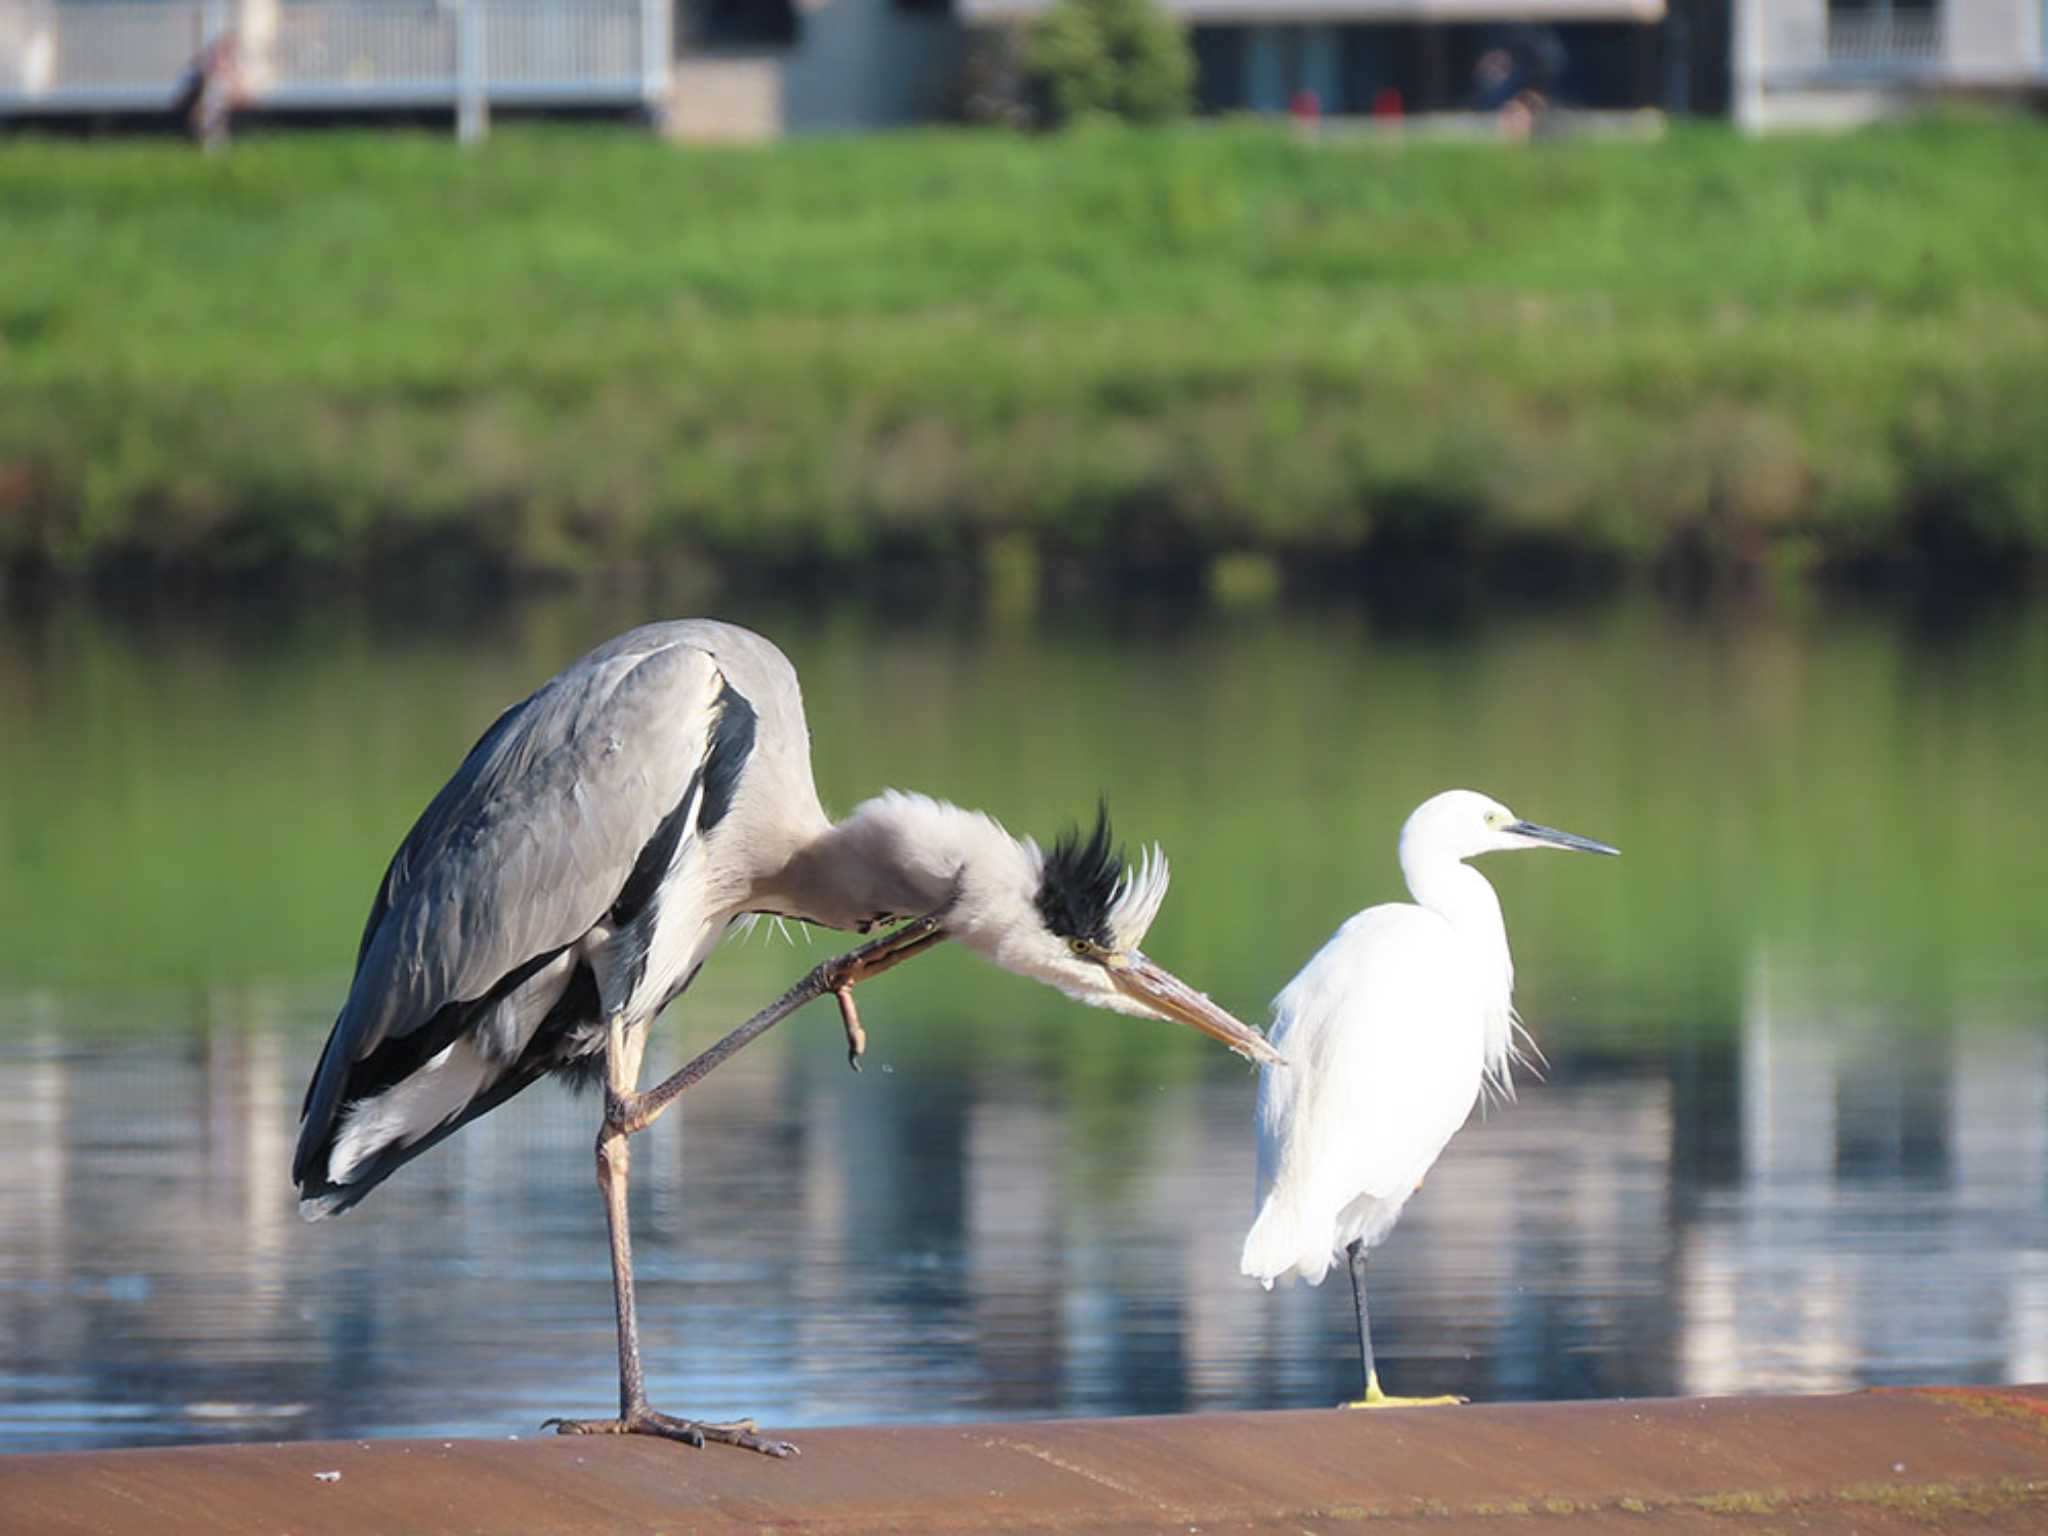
xmin=2 ymin=594 xmax=2045 ymax=1449
xmin=2 ymin=949 xmax=2044 ymax=1449
xmin=1678 ymin=953 xmax=2048 ymax=1396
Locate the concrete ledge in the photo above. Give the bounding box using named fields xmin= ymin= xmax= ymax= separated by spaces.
xmin=4 ymin=1386 xmax=2047 ymax=1534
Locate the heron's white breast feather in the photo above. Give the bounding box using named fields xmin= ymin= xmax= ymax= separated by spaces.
xmin=815 ymin=791 xmax=1035 ymax=938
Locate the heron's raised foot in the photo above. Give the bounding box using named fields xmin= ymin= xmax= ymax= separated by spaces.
xmin=542 ymin=1410 xmax=798 ymax=1458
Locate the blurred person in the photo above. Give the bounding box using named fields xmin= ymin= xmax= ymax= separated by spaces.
xmin=172 ymin=31 xmax=241 ymax=152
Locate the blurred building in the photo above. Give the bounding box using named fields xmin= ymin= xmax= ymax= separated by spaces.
xmin=667 ymin=0 xmax=960 ymax=137
xmin=4 ymin=0 xmax=2042 ymax=135
xmin=1734 ymin=0 xmax=2048 ymax=130
xmin=0 ymin=0 xmax=959 ymax=134
xmin=962 ymin=0 xmax=1668 ymax=116
xmin=0 ymin=0 xmax=677 ymax=125
xmin=0 ymin=0 xmax=1662 ymax=133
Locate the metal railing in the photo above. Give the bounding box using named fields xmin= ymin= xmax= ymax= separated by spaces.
xmin=0 ymin=0 xmax=668 ymax=116
xmin=1825 ymin=10 xmax=1944 ymax=72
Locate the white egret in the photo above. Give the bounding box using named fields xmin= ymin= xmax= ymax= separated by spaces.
xmin=1240 ymin=789 xmax=1618 ymax=1407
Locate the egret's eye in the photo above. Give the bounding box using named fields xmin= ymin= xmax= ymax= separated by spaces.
xmin=1485 ymin=809 xmax=1507 ymax=829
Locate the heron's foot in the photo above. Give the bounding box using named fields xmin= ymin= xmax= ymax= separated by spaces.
xmin=824 ymin=915 xmax=945 ymax=1073
xmin=542 ymin=1410 xmax=798 ymax=1458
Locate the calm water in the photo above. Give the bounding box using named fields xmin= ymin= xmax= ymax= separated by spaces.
xmin=2 ymin=591 xmax=2045 ymax=1451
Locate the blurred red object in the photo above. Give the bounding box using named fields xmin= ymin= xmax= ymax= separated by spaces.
xmin=1372 ymin=87 xmax=1404 ymax=119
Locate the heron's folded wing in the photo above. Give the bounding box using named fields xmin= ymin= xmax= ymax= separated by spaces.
xmin=295 ymin=637 xmax=728 ymax=1171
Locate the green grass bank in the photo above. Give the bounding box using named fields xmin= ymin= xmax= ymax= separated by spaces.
xmin=3 ymin=117 xmax=2046 ymax=595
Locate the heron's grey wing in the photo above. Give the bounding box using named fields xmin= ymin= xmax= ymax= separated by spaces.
xmin=294 ymin=635 xmax=735 ymax=1185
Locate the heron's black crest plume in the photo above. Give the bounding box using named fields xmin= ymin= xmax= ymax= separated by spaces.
xmin=1036 ymin=801 xmax=1124 ymax=947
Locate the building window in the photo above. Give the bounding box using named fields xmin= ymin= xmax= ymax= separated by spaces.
xmin=688 ymin=0 xmax=799 ymax=48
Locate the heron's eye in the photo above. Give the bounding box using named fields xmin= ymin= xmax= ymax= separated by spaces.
xmin=1068 ymin=937 xmax=1092 ymax=956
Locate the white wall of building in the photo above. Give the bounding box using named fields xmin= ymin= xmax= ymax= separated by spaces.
xmin=1739 ymin=0 xmax=2047 ymax=133
xmin=1944 ymin=0 xmax=2044 ymax=80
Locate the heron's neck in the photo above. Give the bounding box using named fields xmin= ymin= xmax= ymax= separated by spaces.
xmin=763 ymin=790 xmax=1034 ymax=934
xmin=1402 ymin=855 xmax=1515 ymax=1000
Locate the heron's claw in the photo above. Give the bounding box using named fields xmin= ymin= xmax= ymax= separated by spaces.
xmin=544 ymin=1410 xmax=797 ymax=1457
xmin=820 ymin=913 xmax=946 ymax=1074
xmin=836 ymin=986 xmax=866 ymax=1071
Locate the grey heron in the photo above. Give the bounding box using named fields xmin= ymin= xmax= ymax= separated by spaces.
xmin=1240 ymin=789 xmax=1616 ymax=1407
xmin=293 ymin=619 xmax=1278 ymax=1456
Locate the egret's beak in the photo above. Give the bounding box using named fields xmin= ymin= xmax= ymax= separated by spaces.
xmin=1109 ymin=952 xmax=1286 ymax=1067
xmin=1506 ymin=820 xmax=1621 ymax=857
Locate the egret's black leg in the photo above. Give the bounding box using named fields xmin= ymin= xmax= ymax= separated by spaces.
xmin=544 ymin=916 xmax=949 ymax=1456
xmin=1346 ymin=1238 xmax=1378 ymax=1402
xmin=1339 ymin=1239 xmax=1464 ymax=1409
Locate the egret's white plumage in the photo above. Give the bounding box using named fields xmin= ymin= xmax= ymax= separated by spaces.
xmin=1245 ymin=905 xmax=1483 ymax=1286
xmin=1241 ymin=789 xmax=1617 ymax=1404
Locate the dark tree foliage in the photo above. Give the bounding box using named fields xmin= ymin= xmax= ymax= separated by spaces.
xmin=1028 ymin=0 xmax=1194 ymax=125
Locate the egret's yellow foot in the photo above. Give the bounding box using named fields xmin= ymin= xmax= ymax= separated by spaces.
xmin=1340 ymin=1371 xmax=1467 ymax=1409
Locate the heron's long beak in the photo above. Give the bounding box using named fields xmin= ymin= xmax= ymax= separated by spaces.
xmin=1110 ymin=953 xmax=1286 ymax=1068
xmin=1506 ymin=820 xmax=1621 ymax=857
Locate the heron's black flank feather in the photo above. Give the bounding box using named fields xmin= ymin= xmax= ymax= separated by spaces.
xmin=1036 ymin=801 xmax=1124 ymax=948
xmin=612 ymin=769 xmax=703 ymax=930
xmin=605 ymin=677 xmax=752 ymax=1009
xmin=295 ymin=961 xmax=607 ymax=1215
xmin=699 ymin=680 xmax=757 ymax=834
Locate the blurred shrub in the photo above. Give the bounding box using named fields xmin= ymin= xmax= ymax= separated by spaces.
xmin=1027 ymin=0 xmax=1194 ymax=125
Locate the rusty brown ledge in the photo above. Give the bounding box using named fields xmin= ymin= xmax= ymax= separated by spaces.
xmin=4 ymin=1386 xmax=2048 ymax=1535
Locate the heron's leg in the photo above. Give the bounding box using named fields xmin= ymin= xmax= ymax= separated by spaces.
xmin=545 ymin=919 xmax=948 ymax=1457
xmin=543 ymin=1018 xmax=797 ymax=1457
xmin=600 ymin=1018 xmax=652 ymax=1420
xmin=1339 ymin=1240 xmax=1464 ymax=1410
xmin=618 ymin=914 xmax=947 ymax=1136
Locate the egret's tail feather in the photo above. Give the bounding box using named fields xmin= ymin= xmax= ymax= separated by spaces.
xmin=1240 ymin=1193 xmax=1336 ymax=1289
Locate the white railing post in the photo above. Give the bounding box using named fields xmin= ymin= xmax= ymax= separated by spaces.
xmin=456 ymin=0 xmax=487 ymax=144
xmin=1732 ymin=0 xmax=1765 ymax=135
xmin=640 ymin=0 xmax=670 ymax=114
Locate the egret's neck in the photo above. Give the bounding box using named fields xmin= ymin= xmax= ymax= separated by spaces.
xmin=761 ymin=790 xmax=1035 ymax=935
xmin=1401 ymin=851 xmax=1515 ymax=1000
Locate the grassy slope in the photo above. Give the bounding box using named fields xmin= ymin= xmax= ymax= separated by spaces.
xmin=3 ymin=118 xmax=2046 ymax=583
